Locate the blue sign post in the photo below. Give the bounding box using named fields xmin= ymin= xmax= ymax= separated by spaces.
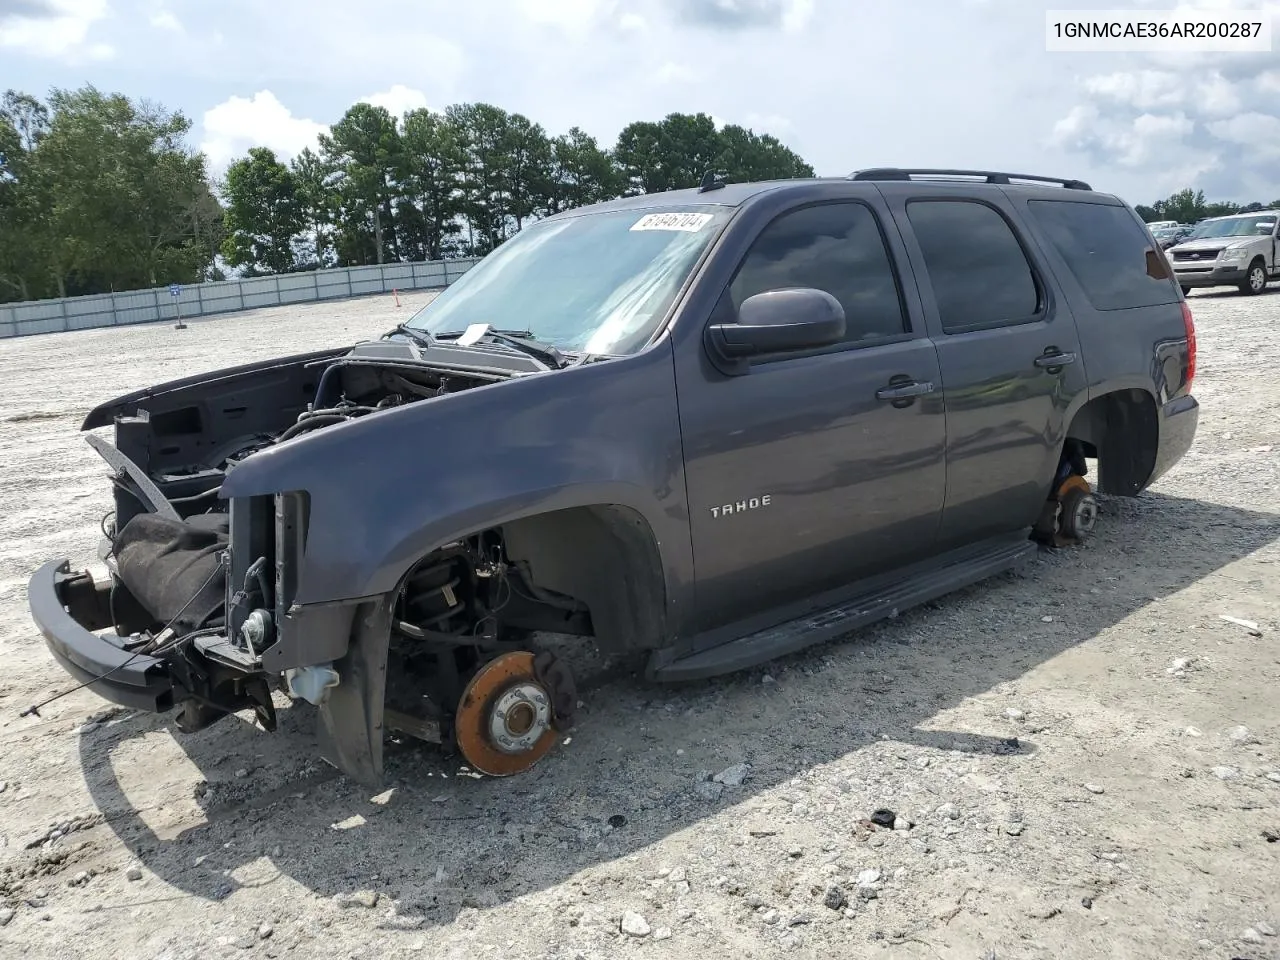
xmin=170 ymin=284 xmax=186 ymax=330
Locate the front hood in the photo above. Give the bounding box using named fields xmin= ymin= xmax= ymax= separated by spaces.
xmin=80 ymin=335 xmax=558 ymax=431
xmin=1171 ymin=237 xmax=1256 ymax=254
xmin=81 ymin=346 xmax=350 ymax=430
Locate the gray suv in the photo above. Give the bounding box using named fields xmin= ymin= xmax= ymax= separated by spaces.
xmin=29 ymin=168 xmax=1199 ymax=785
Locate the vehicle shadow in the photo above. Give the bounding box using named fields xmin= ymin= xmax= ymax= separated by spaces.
xmin=76 ymin=490 xmax=1277 ymax=927
xmin=1187 ymin=286 xmax=1280 ymax=299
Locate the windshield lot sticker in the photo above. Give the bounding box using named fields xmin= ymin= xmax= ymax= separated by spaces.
xmin=631 ymin=212 xmax=714 ymax=232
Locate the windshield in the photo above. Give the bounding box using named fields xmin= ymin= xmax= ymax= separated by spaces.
xmin=1189 ymin=215 xmax=1277 ymax=239
xmin=404 ymin=206 xmax=732 ymax=356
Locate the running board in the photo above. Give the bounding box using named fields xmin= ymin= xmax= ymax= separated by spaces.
xmin=653 ymin=535 xmax=1038 ymax=682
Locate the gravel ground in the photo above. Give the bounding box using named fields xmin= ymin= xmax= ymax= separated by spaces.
xmin=0 ymin=287 xmax=1277 ymax=960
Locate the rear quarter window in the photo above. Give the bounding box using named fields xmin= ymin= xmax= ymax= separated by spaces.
xmin=1026 ymin=199 xmax=1179 ymax=311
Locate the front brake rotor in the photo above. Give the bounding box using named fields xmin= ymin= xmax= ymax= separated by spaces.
xmin=454 ymin=650 xmax=563 ymax=777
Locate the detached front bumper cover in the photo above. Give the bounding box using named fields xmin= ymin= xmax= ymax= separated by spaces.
xmin=27 ymin=560 xmax=175 ymax=713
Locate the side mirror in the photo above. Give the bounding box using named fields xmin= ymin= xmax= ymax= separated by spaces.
xmin=705 ymin=287 xmax=846 ymax=374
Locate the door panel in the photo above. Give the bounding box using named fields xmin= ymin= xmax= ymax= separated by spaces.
xmin=674 ymin=198 xmax=947 ymax=637
xmin=877 ymin=187 xmax=1089 ymax=551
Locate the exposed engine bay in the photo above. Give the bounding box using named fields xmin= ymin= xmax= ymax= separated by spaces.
xmin=73 ymin=331 xmax=593 ymax=775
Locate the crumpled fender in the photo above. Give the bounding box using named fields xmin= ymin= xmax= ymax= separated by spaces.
xmin=218 ymin=344 xmax=695 ymax=622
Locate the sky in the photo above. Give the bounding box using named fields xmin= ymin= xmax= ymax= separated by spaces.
xmin=2 ymin=0 xmax=1279 ymax=206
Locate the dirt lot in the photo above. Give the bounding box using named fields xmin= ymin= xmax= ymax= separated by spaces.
xmin=0 ymin=287 xmax=1277 ymax=960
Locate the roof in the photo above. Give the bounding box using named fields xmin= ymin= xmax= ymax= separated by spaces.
xmin=545 ymin=178 xmax=825 ymax=220
xmin=546 ymin=168 xmax=1112 ymax=222
xmin=1200 ymin=209 xmax=1280 ymax=221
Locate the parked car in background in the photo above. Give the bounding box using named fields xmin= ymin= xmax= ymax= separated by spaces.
xmin=1150 ymin=224 xmax=1192 ymax=250
xmin=1167 ymin=210 xmax=1280 ymax=295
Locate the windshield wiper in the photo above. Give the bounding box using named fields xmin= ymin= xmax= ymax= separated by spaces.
xmin=382 ymin=323 xmax=435 ymax=350
xmin=434 ymin=328 xmax=568 ymax=370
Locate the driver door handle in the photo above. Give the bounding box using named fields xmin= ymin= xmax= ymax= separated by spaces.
xmin=1034 ymin=350 xmax=1077 ymax=370
xmin=876 ymin=380 xmax=935 ymax=401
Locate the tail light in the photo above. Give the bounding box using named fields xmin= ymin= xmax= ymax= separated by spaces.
xmin=1180 ymin=299 xmax=1196 ymax=392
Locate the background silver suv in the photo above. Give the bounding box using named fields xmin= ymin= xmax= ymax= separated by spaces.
xmin=1167 ymin=210 xmax=1280 ymax=295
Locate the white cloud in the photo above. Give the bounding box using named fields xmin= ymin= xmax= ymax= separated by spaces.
xmin=1206 ymin=112 xmax=1280 ymax=158
xmin=0 ymin=0 xmax=112 ymax=60
xmin=359 ymin=84 xmax=430 ymax=117
xmin=654 ymin=61 xmax=699 ymax=84
xmin=780 ymin=0 xmax=814 ymax=32
xmin=150 ymin=6 xmax=181 ymax=32
xmin=744 ymin=112 xmax=792 ymax=132
xmin=1049 ymin=104 xmax=1101 ymax=149
xmin=514 ymin=0 xmax=604 ymax=36
xmin=1082 ymin=71 xmax=1182 ymax=111
xmin=200 ymin=90 xmax=327 ymax=177
xmin=7 ymin=0 xmax=1279 ymax=208
xmin=1049 ymin=0 xmax=1280 ymax=200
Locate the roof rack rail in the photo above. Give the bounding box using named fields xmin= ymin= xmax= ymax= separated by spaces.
xmin=848 ymin=168 xmax=1093 ymax=191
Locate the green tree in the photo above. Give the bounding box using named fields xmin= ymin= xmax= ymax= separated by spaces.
xmin=613 ymin=112 xmax=810 ymax=197
xmin=447 ymin=103 xmax=553 ymax=254
xmin=715 ymin=124 xmax=814 ymax=182
xmin=653 ymin=112 xmax=723 ymax=191
xmin=320 ymin=103 xmax=403 ymax=265
xmin=612 ymin=120 xmax=665 ymax=195
xmin=0 ymin=91 xmax=49 ymax=301
xmin=545 ymin=127 xmax=619 ymax=213
xmin=220 ymin=147 xmax=305 ymax=274
xmin=290 ymin=147 xmax=337 ymax=268
xmin=2 ymin=89 xmax=821 ymax=303
xmin=18 ymin=86 xmax=221 ymax=296
xmin=397 ymin=108 xmax=464 ymax=261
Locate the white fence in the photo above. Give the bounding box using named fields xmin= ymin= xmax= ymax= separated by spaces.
xmin=0 ymin=257 xmax=481 ymax=339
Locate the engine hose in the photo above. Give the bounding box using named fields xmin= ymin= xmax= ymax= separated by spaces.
xmin=276 ymin=414 xmax=347 ymax=443
xmin=244 ymin=556 xmax=271 ymax=606
xmin=298 ymin=404 xmax=378 ymax=421
xmin=313 ymin=361 xmax=345 ymax=409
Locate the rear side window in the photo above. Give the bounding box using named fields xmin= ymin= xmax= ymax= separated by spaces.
xmin=1026 ymin=199 xmax=1179 ymax=310
xmin=904 ymin=200 xmax=1041 ymax=334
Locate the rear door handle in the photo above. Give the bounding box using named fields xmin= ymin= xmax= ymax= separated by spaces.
xmin=1034 ymin=350 xmax=1077 ymax=370
xmin=876 ymin=380 xmax=935 ymax=401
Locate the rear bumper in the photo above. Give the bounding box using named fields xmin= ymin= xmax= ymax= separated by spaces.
xmin=1149 ymin=394 xmax=1199 ymax=487
xmin=1173 ymin=265 xmax=1247 ymax=287
xmin=27 ymin=560 xmax=175 ymax=713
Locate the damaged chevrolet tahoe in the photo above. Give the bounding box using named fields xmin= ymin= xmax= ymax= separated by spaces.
xmin=28 ymin=168 xmax=1199 ymax=785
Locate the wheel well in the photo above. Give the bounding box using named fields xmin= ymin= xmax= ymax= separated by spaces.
xmin=500 ymin=504 xmax=668 ymax=654
xmin=1064 ymin=389 xmax=1159 ymax=496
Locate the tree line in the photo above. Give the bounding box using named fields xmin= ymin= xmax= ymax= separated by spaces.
xmin=7 ymin=84 xmax=1275 ymax=307
xmin=0 ymin=85 xmax=814 ymax=304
